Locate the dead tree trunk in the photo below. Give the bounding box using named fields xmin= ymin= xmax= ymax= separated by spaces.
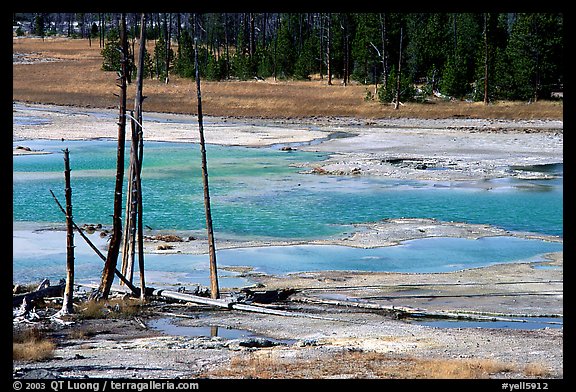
xmin=394 ymin=27 xmax=403 ymax=110
xmin=272 ymin=16 xmax=278 ymax=81
xmin=164 ymin=13 xmax=172 ymax=84
xmin=326 ymin=13 xmax=332 ymax=86
xmin=379 ymin=13 xmax=388 ymax=94
xmin=99 ymin=13 xmax=104 ymax=49
xmin=120 ymin=143 xmax=136 ymax=283
xmin=319 ymin=14 xmax=324 ymax=80
xmin=194 ymin=33 xmax=220 ymax=300
xmin=249 ymin=13 xmax=255 ymax=59
xmin=120 ymin=117 xmax=138 ymax=285
xmin=61 ymin=148 xmax=74 ymax=314
xmin=13 ymin=280 xmax=65 ymax=308
xmin=483 ymin=13 xmax=489 ymax=105
xmin=224 ymin=13 xmax=230 ymax=79
xmin=135 ymin=13 xmax=147 ymax=301
xmin=94 ymin=13 xmax=128 ymax=301
xmin=341 ymin=16 xmax=349 ymax=86
xmin=121 ymin=13 xmax=147 ymax=302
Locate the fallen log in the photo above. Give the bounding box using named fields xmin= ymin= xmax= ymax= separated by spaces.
xmin=76 ymin=283 xmax=353 ymax=323
xmin=241 ymin=288 xmax=298 ymax=304
xmin=291 ymin=294 xmax=558 ymax=324
xmin=13 ymin=280 xmax=65 ymax=308
xmin=151 ymin=289 xmax=235 ymax=308
xmin=229 ymin=302 xmax=345 ymax=322
xmin=291 ymin=294 xmax=424 ymax=319
xmin=150 ymin=288 xmax=348 ymax=322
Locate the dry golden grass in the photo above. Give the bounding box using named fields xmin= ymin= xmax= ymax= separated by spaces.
xmin=204 ymin=350 xmax=537 ymax=379
xmin=77 ymin=298 xmax=143 ymax=320
xmin=13 ymin=37 xmax=562 ymax=120
xmin=68 ymin=328 xmax=98 ymax=340
xmin=13 ymin=327 xmax=56 ymax=362
xmin=523 ymin=363 xmax=552 ymax=377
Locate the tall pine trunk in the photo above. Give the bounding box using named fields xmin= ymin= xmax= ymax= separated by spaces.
xmin=394 ymin=27 xmax=403 ymax=110
xmin=484 ymin=13 xmax=489 ymax=105
xmin=121 ymin=13 xmax=147 ymax=290
xmin=94 ymin=13 xmax=128 ymax=300
xmin=61 ymin=148 xmax=74 ymax=314
xmin=327 ymin=13 xmax=332 ymax=86
xmin=134 ymin=13 xmax=147 ymax=300
xmin=194 ymin=33 xmax=220 ymax=299
xmin=164 ymin=13 xmax=172 ymax=84
xmin=379 ymin=13 xmax=387 ymax=94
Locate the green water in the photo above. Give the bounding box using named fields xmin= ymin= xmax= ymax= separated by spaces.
xmin=13 ymin=139 xmax=563 ymax=239
xmin=12 ymin=138 xmax=563 ymax=286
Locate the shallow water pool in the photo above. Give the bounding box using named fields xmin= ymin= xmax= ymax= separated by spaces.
xmin=410 ymin=316 xmax=563 ymax=330
xmin=12 ymin=229 xmax=562 ymax=286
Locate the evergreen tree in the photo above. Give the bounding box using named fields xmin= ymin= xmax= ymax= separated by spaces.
xmin=256 ymin=44 xmax=276 ymax=79
xmin=205 ymin=53 xmax=227 ymax=81
xmin=274 ymin=14 xmax=297 ymax=79
xmin=377 ymin=65 xmax=415 ymax=104
xmin=140 ymin=48 xmax=153 ymax=80
xmin=153 ymin=34 xmax=174 ymax=81
xmin=471 ymin=13 xmax=506 ymax=102
xmin=101 ymin=29 xmax=120 ymax=71
xmin=231 ymin=52 xmax=253 ymax=80
xmin=101 ymin=26 xmax=135 ymax=81
xmin=230 ymin=16 xmax=257 ymax=80
xmin=34 ymin=13 xmax=46 ymax=38
xmin=91 ymin=22 xmax=99 ymax=38
xmin=329 ymin=13 xmax=347 ymax=80
xmin=293 ymin=34 xmax=319 ymax=80
xmin=173 ymin=30 xmax=195 ymax=78
xmin=351 ymin=13 xmax=381 ymax=84
xmin=405 ymin=13 xmax=451 ymax=83
xmin=28 ymin=11 xmax=560 ymax=103
xmin=503 ymin=13 xmax=563 ymax=101
xmin=440 ymin=14 xmax=482 ymax=98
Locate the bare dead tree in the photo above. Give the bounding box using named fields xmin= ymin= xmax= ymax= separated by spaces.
xmin=121 ymin=13 xmax=147 ymax=295
xmin=318 ymin=13 xmax=324 ymax=80
xmin=134 ymin=12 xmax=147 ymax=300
xmin=164 ymin=12 xmax=172 ymax=84
xmin=194 ymin=32 xmax=220 ymax=299
xmin=272 ymin=15 xmax=278 ymax=81
xmin=394 ymin=27 xmax=403 ymax=110
xmin=249 ymin=13 xmax=255 ymax=59
xmin=224 ymin=13 xmax=231 ymax=79
xmin=484 ymin=13 xmax=489 ymax=105
xmin=99 ymin=13 xmax=105 ymax=48
xmin=94 ymin=13 xmax=128 ymax=300
xmin=61 ymin=148 xmax=74 ymax=314
xmin=379 ymin=13 xmax=388 ymax=94
xmin=326 ymin=13 xmax=332 ymax=86
xmin=121 ymin=121 xmax=136 ymax=283
xmin=341 ymin=15 xmax=350 ymax=86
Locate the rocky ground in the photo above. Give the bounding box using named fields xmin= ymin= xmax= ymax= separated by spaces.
xmin=13 ymin=249 xmax=563 ymax=379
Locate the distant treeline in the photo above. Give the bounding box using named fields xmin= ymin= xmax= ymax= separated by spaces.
xmin=15 ymin=12 xmax=563 ymax=102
